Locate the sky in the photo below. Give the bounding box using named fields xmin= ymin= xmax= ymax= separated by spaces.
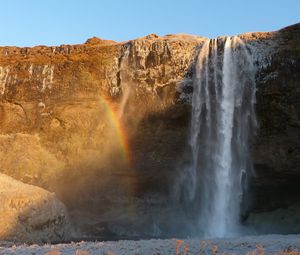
xmin=0 ymin=0 xmax=299 ymax=47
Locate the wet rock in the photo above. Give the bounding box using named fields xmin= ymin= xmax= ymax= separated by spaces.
xmin=246 ymin=203 xmax=300 ymax=234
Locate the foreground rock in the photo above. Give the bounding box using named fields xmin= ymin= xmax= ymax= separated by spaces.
xmin=0 ymin=173 xmax=71 ymax=243
xmin=0 ymin=235 xmax=299 ymax=254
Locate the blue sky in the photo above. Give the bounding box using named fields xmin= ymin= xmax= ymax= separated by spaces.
xmin=0 ymin=0 xmax=299 ymax=46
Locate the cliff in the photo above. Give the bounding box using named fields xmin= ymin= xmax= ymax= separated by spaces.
xmin=0 ymin=24 xmax=299 ymax=238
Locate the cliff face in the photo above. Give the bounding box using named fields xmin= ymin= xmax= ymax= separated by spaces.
xmin=250 ymin=25 xmax=300 ymax=212
xmin=0 ymin=24 xmax=299 ymax=238
xmin=0 ymin=33 xmax=205 ymax=237
xmin=0 ymin=34 xmax=203 ymax=188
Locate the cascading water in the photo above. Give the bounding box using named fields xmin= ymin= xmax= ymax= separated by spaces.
xmin=118 ymin=45 xmax=132 ymax=119
xmin=177 ymin=36 xmax=256 ymax=238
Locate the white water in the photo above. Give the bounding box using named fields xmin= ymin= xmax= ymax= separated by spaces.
xmin=118 ymin=45 xmax=132 ymax=119
xmin=178 ymin=36 xmax=256 ymax=237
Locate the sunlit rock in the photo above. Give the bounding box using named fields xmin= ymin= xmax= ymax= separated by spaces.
xmin=0 ymin=173 xmax=71 ymax=243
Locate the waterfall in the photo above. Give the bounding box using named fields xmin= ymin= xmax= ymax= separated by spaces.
xmin=178 ymin=36 xmax=256 ymax=238
xmin=118 ymin=45 xmax=132 ymax=119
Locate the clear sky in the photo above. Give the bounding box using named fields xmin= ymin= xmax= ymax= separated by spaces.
xmin=0 ymin=0 xmax=299 ymax=47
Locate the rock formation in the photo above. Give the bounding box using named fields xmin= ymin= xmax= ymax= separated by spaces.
xmin=0 ymin=173 xmax=71 ymax=243
xmin=0 ymin=23 xmax=299 ymax=238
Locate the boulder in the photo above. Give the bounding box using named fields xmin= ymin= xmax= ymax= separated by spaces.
xmin=0 ymin=173 xmax=71 ymax=243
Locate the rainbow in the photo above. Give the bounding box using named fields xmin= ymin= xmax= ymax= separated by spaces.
xmin=99 ymin=96 xmax=132 ymax=165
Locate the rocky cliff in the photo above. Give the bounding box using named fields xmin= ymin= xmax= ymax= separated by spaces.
xmin=0 ymin=24 xmax=299 ymax=238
